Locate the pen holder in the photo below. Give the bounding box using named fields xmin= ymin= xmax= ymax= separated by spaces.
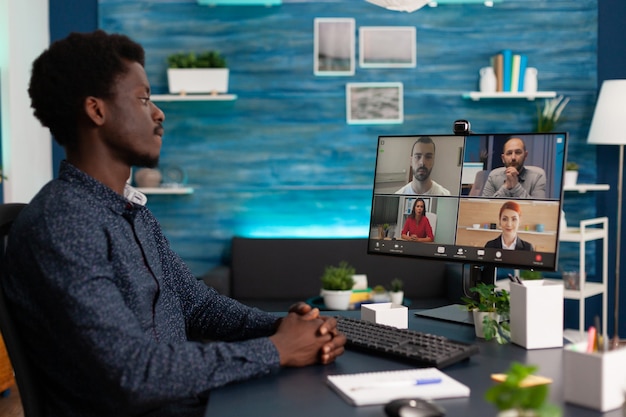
xmin=510 ymin=280 xmax=563 ymax=349
xmin=361 ymin=303 xmax=408 ymax=329
xmin=563 ymin=342 xmax=626 ymax=411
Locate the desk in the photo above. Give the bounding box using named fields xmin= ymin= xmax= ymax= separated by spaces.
xmin=205 ymin=310 xmax=622 ymax=417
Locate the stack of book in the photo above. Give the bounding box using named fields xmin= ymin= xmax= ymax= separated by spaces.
xmin=490 ymin=50 xmax=528 ymax=93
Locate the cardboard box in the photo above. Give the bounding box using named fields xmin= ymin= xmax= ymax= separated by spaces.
xmin=564 ymin=343 xmax=626 ymax=411
xmin=361 ymin=303 xmax=408 ymax=329
xmin=510 ymin=280 xmax=563 ymax=349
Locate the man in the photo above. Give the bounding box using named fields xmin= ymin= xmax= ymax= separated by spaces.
xmin=395 ymin=136 xmax=451 ymax=195
xmin=481 ymin=136 xmax=546 ymax=198
xmin=2 ymin=30 xmax=345 ymax=417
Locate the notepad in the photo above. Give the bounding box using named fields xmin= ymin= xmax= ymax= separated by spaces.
xmin=326 ymin=368 xmax=470 ymax=406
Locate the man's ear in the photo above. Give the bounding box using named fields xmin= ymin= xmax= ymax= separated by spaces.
xmin=84 ymin=96 xmax=106 ymax=126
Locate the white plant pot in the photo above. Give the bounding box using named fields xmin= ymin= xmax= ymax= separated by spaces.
xmin=472 ymin=310 xmax=499 ymax=339
xmin=564 ymin=170 xmax=578 ymax=187
xmin=389 ymin=291 xmax=404 ymax=305
xmin=321 ymin=289 xmax=352 ymax=310
xmin=167 ymin=68 xmax=229 ymax=94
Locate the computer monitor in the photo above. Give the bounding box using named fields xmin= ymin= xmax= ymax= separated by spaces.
xmin=367 ymin=132 xmax=567 ymax=321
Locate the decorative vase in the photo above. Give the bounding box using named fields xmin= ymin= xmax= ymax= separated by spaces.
xmin=523 ymin=67 xmax=538 ymax=93
xmin=479 ymin=66 xmax=497 ymax=93
xmin=321 ymin=289 xmax=352 ymax=310
xmin=134 ymin=168 xmax=162 ymax=188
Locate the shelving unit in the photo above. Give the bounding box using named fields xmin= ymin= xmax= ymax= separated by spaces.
xmin=137 ymin=187 xmax=194 ymax=195
xmin=461 ymin=91 xmax=557 ymax=101
xmin=552 ymin=217 xmax=608 ymax=337
xmin=151 ymin=94 xmax=237 ymax=102
xmin=563 ymin=184 xmax=610 ymax=193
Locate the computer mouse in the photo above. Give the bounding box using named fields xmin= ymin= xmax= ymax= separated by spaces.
xmin=384 ymin=398 xmax=445 ymax=417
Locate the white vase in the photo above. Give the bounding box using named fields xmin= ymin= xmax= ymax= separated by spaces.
xmin=389 ymin=291 xmax=404 ymax=305
xmin=321 ymin=289 xmax=352 ymax=310
xmin=523 ymin=67 xmax=538 ymax=93
xmin=479 ymin=66 xmax=497 ymax=93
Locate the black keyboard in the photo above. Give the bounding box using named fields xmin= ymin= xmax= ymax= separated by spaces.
xmin=335 ymin=316 xmax=479 ymax=369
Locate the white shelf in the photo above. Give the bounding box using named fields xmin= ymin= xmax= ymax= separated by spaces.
xmin=563 ymin=184 xmax=610 ymax=193
xmin=557 ymin=217 xmax=608 ymax=336
xmin=462 ymin=91 xmax=557 ymax=101
xmin=151 ymin=94 xmax=237 ymax=102
xmin=137 ymin=187 xmax=194 ymax=195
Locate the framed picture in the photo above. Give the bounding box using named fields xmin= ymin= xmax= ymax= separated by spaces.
xmin=359 ymin=26 xmax=416 ymax=68
xmin=314 ymin=18 xmax=355 ymax=76
xmin=346 ymin=82 xmax=403 ymax=124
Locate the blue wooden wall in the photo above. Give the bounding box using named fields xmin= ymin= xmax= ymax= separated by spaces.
xmin=99 ymin=0 xmax=598 ymax=278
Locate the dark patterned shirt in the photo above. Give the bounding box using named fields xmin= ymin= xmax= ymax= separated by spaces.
xmin=3 ymin=161 xmax=281 ymax=417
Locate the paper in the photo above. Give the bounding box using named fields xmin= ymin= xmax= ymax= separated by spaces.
xmin=327 ymin=368 xmax=470 ymax=406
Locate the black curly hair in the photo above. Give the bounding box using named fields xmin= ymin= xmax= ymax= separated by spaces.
xmin=28 ymin=30 xmax=145 ymax=148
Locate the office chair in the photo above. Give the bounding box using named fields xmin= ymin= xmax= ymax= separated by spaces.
xmin=0 ymin=203 xmax=43 ymax=417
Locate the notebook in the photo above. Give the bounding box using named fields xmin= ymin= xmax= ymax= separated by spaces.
xmin=327 ymin=367 xmax=470 ymax=406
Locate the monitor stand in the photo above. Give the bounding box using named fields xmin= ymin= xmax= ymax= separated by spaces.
xmin=415 ymin=264 xmax=496 ymax=326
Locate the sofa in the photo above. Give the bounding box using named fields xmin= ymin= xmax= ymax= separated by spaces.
xmin=202 ymin=237 xmax=469 ymax=311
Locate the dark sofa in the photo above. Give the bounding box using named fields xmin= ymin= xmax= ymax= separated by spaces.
xmin=202 ymin=237 xmax=468 ymax=311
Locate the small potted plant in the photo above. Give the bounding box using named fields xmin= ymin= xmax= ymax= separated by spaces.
xmin=166 ymin=51 xmax=229 ymax=95
xmin=320 ymin=261 xmax=356 ymax=310
xmin=485 ymin=362 xmax=561 ymax=417
xmin=461 ymin=282 xmax=510 ymax=343
xmin=564 ymin=161 xmax=579 ymax=187
xmin=389 ymin=278 xmax=404 ymax=305
xmin=371 ymin=284 xmax=390 ymax=303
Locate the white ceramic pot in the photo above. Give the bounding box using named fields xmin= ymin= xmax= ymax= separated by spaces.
xmin=389 ymin=291 xmax=404 ymax=305
xmin=564 ymin=170 xmax=578 ymax=187
xmin=167 ymin=68 xmax=229 ymax=94
xmin=321 ymin=289 xmax=352 ymax=310
xmin=473 ymin=310 xmax=499 ymax=339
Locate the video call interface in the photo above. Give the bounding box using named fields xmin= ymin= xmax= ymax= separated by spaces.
xmin=368 ymin=133 xmax=568 ymax=271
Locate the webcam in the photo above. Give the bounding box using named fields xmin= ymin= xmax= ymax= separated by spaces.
xmin=453 ymin=120 xmax=472 ymax=135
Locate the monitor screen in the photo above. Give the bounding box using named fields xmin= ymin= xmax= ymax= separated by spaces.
xmin=367 ymin=132 xmax=567 ymax=273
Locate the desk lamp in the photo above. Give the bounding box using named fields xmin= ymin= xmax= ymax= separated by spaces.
xmin=587 ymin=79 xmax=626 ymax=347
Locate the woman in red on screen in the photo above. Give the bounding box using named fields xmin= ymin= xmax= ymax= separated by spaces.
xmin=485 ymin=200 xmax=534 ymax=251
xmin=401 ymin=198 xmax=434 ymax=242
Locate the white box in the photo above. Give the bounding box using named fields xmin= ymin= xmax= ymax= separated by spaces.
xmin=510 ymin=280 xmax=563 ymax=349
xmin=564 ymin=343 xmax=626 ymax=411
xmin=361 ymin=303 xmax=408 ymax=329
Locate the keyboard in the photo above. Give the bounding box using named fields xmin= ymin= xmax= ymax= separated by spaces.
xmin=335 ymin=316 xmax=479 ymax=369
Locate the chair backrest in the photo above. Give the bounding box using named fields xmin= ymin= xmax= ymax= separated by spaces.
xmin=0 ymin=203 xmax=43 ymax=417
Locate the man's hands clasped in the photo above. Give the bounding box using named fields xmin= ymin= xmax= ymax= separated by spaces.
xmin=269 ymin=302 xmax=346 ymax=367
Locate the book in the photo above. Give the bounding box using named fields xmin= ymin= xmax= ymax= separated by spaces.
xmin=511 ymin=54 xmax=521 ymax=93
xmin=326 ymin=367 xmax=471 ymax=406
xmin=518 ymin=54 xmax=528 ymax=92
xmin=492 ymin=53 xmax=503 ymax=92
xmin=501 ymin=49 xmax=512 ymax=92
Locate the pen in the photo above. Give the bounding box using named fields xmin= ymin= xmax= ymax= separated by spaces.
xmin=350 ymin=378 xmax=442 ymax=391
xmin=594 ymin=315 xmax=603 ymax=352
xmin=587 ymin=326 xmax=597 ymax=353
xmin=507 ymin=273 xmax=522 ymax=285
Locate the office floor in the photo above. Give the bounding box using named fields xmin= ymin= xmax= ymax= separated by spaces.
xmin=0 ymin=384 xmax=23 ymax=417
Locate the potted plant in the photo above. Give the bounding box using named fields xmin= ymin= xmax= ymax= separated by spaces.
xmin=461 ymin=282 xmax=510 ymax=343
xmin=564 ymin=161 xmax=578 ymax=187
xmin=320 ymin=261 xmax=356 ymax=310
xmin=166 ymin=51 xmax=229 ymax=95
xmin=371 ymin=284 xmax=390 ymax=303
xmin=389 ymin=278 xmax=404 ymax=305
xmin=486 ymin=362 xmax=561 ymax=417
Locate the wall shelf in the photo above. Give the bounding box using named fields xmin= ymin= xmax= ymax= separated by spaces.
xmin=137 ymin=187 xmax=194 ymax=195
xmin=563 ymin=184 xmax=610 ymax=193
xmin=462 ymin=91 xmax=557 ymax=101
xmin=151 ymin=94 xmax=237 ymax=102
